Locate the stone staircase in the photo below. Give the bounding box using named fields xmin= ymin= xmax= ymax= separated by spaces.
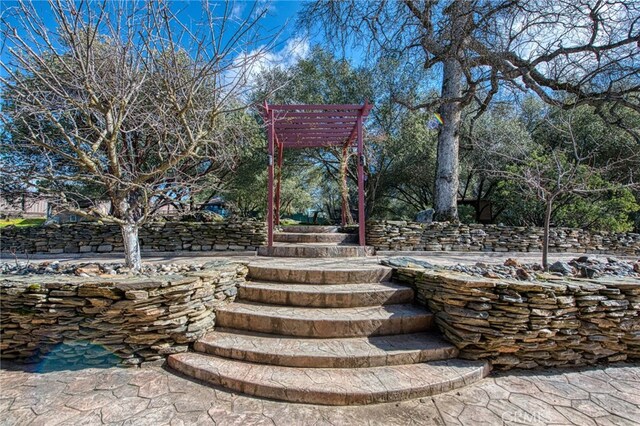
xmin=257 ymin=225 xmax=373 ymax=257
xmin=167 ymin=260 xmax=490 ymax=405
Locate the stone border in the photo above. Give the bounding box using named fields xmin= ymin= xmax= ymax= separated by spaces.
xmin=0 ymin=220 xmax=267 ymax=254
xmin=0 ymin=262 xmax=247 ymax=367
xmin=393 ymin=266 xmax=640 ymax=370
xmin=367 ymin=221 xmax=640 ymax=255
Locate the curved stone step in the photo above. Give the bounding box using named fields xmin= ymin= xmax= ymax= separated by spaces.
xmin=280 ymin=225 xmax=339 ymax=233
xmin=215 ymin=302 xmax=434 ymax=337
xmin=168 ymin=353 xmax=490 ymax=405
xmin=274 ymin=232 xmax=357 ymax=244
xmin=258 ymin=244 xmax=374 ymax=258
xmin=195 ymin=329 xmax=458 ymax=367
xmin=247 ymin=262 xmax=392 ymax=284
xmin=239 ymin=281 xmax=413 ymax=307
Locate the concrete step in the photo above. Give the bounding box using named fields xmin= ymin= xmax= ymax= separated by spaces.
xmin=194 ymin=329 xmax=458 ymax=368
xmin=280 ymin=225 xmax=339 ymax=233
xmin=274 ymin=232 xmax=357 ymax=244
xmin=168 ymin=353 xmax=489 ymax=405
xmin=239 ymin=281 xmax=414 ymax=307
xmin=258 ymin=243 xmax=374 ymax=258
xmin=215 ymin=301 xmax=434 ymax=337
xmin=247 ymin=262 xmax=392 ymax=284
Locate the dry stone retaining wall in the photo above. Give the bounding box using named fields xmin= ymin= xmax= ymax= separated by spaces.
xmin=367 ymin=221 xmax=640 ymax=255
xmin=0 ymin=220 xmax=266 ymax=254
xmin=0 ymin=262 xmax=247 ymax=367
xmin=393 ymin=267 xmax=640 ymax=370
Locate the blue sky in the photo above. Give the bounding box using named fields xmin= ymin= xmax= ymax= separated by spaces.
xmin=0 ymin=1 xmax=328 ymax=68
xmin=0 ymin=0 xmax=372 ymax=102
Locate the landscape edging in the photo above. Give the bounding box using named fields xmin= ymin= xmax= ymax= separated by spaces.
xmin=392 ymin=266 xmax=640 ymax=369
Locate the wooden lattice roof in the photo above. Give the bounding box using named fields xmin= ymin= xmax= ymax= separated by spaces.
xmin=263 ymin=102 xmax=372 ymax=149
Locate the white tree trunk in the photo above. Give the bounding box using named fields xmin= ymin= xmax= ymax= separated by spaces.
xmin=121 ymin=222 xmax=142 ymax=271
xmin=434 ymin=58 xmax=462 ymax=222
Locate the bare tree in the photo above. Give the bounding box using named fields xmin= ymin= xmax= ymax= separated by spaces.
xmin=475 ymin=109 xmax=639 ymax=269
xmin=1 ymin=0 xmax=278 ymax=270
xmin=301 ymin=0 xmax=640 ymax=221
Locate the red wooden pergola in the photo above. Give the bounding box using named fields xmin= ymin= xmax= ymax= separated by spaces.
xmin=263 ymin=102 xmax=373 ymax=247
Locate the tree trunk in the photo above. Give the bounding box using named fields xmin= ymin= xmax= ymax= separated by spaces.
xmin=542 ymin=199 xmax=553 ymax=271
xmin=121 ymin=222 xmax=142 ymax=271
xmin=434 ymin=58 xmax=462 ymax=222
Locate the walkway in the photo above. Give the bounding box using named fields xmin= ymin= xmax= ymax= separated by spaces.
xmin=1 ymin=362 xmax=638 ymax=425
xmin=3 ymin=251 xmax=635 ymax=267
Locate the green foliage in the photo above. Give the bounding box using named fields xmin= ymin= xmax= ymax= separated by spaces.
xmin=554 ymin=189 xmax=639 ymax=232
xmin=494 ymin=151 xmax=639 ymax=232
xmin=372 ymin=109 xmax=438 ymax=218
xmin=0 ymin=218 xmax=46 ymax=228
xmin=457 ymin=205 xmax=477 ymax=224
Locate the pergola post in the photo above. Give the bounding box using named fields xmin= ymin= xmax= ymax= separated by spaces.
xmin=357 ymin=106 xmax=366 ymax=246
xmin=267 ymin=109 xmax=274 ymax=247
xmin=341 ymin=145 xmax=348 ymax=227
xmin=274 ymin=140 xmax=283 ymax=226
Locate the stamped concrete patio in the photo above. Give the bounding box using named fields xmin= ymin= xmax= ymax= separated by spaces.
xmin=5 ymin=250 xmax=638 ymax=267
xmin=1 ymin=361 xmax=638 ymax=425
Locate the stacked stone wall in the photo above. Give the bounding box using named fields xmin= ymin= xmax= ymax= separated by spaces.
xmin=393 ymin=267 xmax=640 ymax=370
xmin=367 ymin=221 xmax=640 ymax=255
xmin=1 ymin=220 xmax=266 ymax=254
xmin=0 ymin=262 xmax=247 ymax=366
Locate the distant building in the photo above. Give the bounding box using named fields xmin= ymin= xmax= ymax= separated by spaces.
xmin=0 ymin=195 xmax=207 ymax=223
xmin=0 ymin=195 xmax=49 ymax=218
xmin=201 ymin=197 xmax=230 ymax=218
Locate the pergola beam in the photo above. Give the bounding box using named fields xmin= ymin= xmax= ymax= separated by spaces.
xmin=281 ymin=142 xmax=346 ymax=149
xmin=276 ymin=124 xmax=355 ymax=130
xmin=275 ymin=118 xmax=361 ymax=124
xmin=267 ymin=104 xmax=366 ymax=110
xmin=279 ymin=130 xmax=353 ymax=135
xmin=274 ymin=111 xmax=361 ymax=118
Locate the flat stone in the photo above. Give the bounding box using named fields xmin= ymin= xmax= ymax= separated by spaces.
xmin=239 ymin=281 xmax=413 ymax=308
xmin=122 ymin=406 xmax=176 ymax=425
xmin=167 ymin=353 xmax=489 ymax=405
xmin=215 ymin=302 xmax=434 ymax=337
xmin=247 ymin=262 xmax=392 ymax=284
xmin=137 ymin=375 xmax=169 ymax=399
xmin=257 ymin=244 xmax=374 ymax=258
xmin=590 ymin=392 xmax=640 ymax=422
xmin=274 ymin=232 xmax=357 ymax=244
xmin=100 ymin=397 xmax=149 ymax=423
xmin=279 ymin=225 xmax=339 ymax=233
xmin=195 ymin=329 xmax=458 ymax=368
xmin=65 ymin=391 xmax=116 ymax=411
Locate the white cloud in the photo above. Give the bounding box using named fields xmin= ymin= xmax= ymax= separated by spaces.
xmin=282 ymin=37 xmax=310 ymax=61
xmin=231 ymin=3 xmax=246 ymax=20
xmin=226 ymin=36 xmax=310 ymax=92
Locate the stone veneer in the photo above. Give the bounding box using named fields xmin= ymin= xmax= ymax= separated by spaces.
xmin=0 ymin=262 xmax=247 ymax=367
xmin=393 ymin=266 xmax=640 ymax=370
xmin=367 ymin=221 xmax=640 ymax=255
xmin=0 ymin=220 xmax=266 ymax=254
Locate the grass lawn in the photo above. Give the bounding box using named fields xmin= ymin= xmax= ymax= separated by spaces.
xmin=0 ymin=218 xmax=45 ymax=228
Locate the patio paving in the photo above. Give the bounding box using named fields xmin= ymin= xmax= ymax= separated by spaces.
xmin=3 ymin=251 xmax=636 ymax=268
xmin=1 ymin=361 xmax=638 ymax=425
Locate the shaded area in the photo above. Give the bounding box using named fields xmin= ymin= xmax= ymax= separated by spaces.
xmin=1 ymin=340 xmax=121 ymax=373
